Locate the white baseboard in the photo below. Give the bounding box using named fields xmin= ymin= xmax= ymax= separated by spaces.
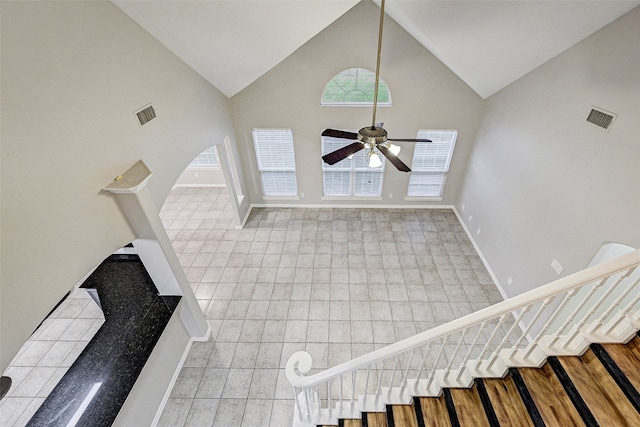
xmin=172 ymin=184 xmax=226 ymax=188
xmin=236 ymin=204 xmax=254 ymax=229
xmin=249 ymin=202 xmax=456 ymax=210
xmin=452 ymin=207 xmax=508 ymax=301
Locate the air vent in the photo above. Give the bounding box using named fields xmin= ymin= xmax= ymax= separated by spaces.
xmin=135 ymin=104 xmax=156 ymax=126
xmin=586 ymin=107 xmax=616 ymax=131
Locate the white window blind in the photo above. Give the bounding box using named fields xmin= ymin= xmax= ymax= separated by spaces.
xmin=408 ymin=129 xmax=457 ymax=197
xmin=188 ymin=146 xmax=220 ymax=168
xmin=253 ymin=129 xmax=298 ymax=196
xmin=322 ymin=136 xmax=384 ymax=197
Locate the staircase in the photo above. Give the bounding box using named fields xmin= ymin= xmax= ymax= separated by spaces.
xmin=287 ymin=249 xmax=640 ymax=427
xmin=319 ymin=336 xmax=640 ymax=426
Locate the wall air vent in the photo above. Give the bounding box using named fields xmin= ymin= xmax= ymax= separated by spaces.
xmin=135 ymin=104 xmax=156 ymax=127
xmin=586 ymin=107 xmax=617 ymax=131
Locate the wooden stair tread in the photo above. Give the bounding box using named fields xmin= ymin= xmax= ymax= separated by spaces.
xmin=559 ymin=349 xmax=640 ymax=426
xmin=519 ymin=362 xmax=586 ymax=426
xmin=449 ymin=385 xmax=490 ymax=427
xmin=601 ymin=335 xmax=640 ymax=392
xmin=329 ymin=333 xmax=640 ymax=427
xmin=366 ymin=412 xmax=388 ymax=427
xmin=418 ymin=396 xmax=452 ymax=427
xmin=391 ymin=404 xmax=419 ymax=427
xmin=482 ymin=374 xmax=534 ymax=426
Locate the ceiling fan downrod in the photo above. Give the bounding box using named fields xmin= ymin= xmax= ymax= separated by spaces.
xmin=371 ymin=0 xmax=386 ymax=129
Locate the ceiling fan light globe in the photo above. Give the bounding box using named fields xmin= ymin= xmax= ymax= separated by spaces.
xmin=388 ymin=143 xmax=401 ymax=156
xmin=369 ymin=152 xmax=382 ymax=168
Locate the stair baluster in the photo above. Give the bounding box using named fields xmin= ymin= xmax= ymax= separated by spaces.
xmin=593 ymin=272 xmax=640 ymax=337
xmin=508 ymin=298 xmax=553 ymax=364
xmin=456 ymin=322 xmax=489 ymax=382
xmin=548 ymin=277 xmax=607 ymax=352
xmin=486 ymin=307 xmax=530 ymax=373
xmin=398 ymin=349 xmax=415 ymax=399
xmin=522 ymin=292 xmax=573 ymax=361
xmin=410 ymin=341 xmax=432 ymax=395
xmin=427 ymin=336 xmax=449 ymax=394
xmin=442 ymin=329 xmax=469 ymax=386
xmin=473 ymin=314 xmax=508 ymax=374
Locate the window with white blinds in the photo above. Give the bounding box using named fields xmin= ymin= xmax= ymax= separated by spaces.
xmin=407 ymin=129 xmax=458 ymax=197
xmin=188 ymin=146 xmax=220 ymax=168
xmin=252 ymin=128 xmax=298 ymax=196
xmin=322 ymin=136 xmax=385 ymax=197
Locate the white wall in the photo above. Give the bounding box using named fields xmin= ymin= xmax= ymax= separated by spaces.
xmin=457 ymin=7 xmax=640 ymax=297
xmin=0 ymin=1 xmax=241 ymax=371
xmin=174 ymin=167 xmax=227 ymax=187
xmin=230 ymin=0 xmax=484 ymax=207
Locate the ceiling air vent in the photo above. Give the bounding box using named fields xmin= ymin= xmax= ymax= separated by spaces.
xmin=135 ymin=104 xmax=156 ymax=127
xmin=586 ymin=107 xmax=617 ymax=131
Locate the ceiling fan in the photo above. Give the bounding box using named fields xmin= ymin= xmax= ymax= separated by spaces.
xmin=321 ymin=0 xmax=431 ymax=172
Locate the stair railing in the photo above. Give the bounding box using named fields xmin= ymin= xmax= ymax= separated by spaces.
xmin=286 ymin=249 xmax=640 ymax=426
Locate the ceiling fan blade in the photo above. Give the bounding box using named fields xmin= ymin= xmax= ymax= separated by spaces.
xmin=322 ymin=142 xmax=365 ymax=165
xmin=377 ymin=144 xmax=411 ymax=172
xmin=387 ymin=137 xmax=432 ymax=143
xmin=321 ymin=129 xmax=359 ymax=140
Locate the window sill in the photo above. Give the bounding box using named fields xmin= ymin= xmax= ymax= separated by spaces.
xmin=320 ymin=103 xmax=392 ymax=108
xmin=321 ymin=196 xmax=383 ymax=201
xmin=404 ymin=196 xmax=444 ymax=202
xmin=262 ymin=195 xmax=300 ymax=201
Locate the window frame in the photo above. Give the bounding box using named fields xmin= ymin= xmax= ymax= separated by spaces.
xmin=321 ymin=68 xmax=392 ymax=107
xmin=406 ymin=129 xmax=458 ymax=200
xmin=321 ymin=135 xmax=386 ymax=199
xmin=252 ymin=128 xmax=298 ymax=198
xmin=187 ymin=146 xmax=221 ymax=169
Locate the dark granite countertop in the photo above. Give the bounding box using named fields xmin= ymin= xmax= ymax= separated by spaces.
xmin=27 ymin=254 xmax=181 ymax=427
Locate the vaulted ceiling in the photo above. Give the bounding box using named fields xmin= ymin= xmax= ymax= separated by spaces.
xmin=113 ymin=0 xmax=640 ymax=99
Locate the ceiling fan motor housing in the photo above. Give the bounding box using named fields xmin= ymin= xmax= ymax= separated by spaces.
xmin=358 ymin=126 xmax=388 ymax=145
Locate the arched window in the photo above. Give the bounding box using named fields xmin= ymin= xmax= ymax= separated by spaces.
xmin=321 ymin=68 xmax=391 ymax=106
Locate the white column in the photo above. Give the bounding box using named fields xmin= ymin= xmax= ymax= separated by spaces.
xmin=104 ymin=160 xmax=209 ymax=340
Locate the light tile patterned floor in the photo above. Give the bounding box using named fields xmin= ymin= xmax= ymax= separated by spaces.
xmin=0 ymin=290 xmax=105 ymax=426
xmin=0 ymin=186 xmax=503 ymax=426
xmin=156 ymin=187 xmax=504 ymax=427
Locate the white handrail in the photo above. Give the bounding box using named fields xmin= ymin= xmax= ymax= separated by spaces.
xmin=287 ymin=248 xmax=640 ymax=424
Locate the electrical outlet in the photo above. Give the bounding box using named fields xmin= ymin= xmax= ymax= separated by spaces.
xmin=389 ymin=193 xmax=393 ymax=199
xmin=468 ymin=215 xmax=473 ymax=222
xmin=507 ymin=277 xmax=513 ymax=286
xmin=300 ymin=192 xmax=304 ymax=198
xmin=476 ymin=228 xmax=481 ymax=235
xmin=551 ymin=259 xmax=564 ymax=275
xmin=461 ymin=204 xmax=465 ymax=211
